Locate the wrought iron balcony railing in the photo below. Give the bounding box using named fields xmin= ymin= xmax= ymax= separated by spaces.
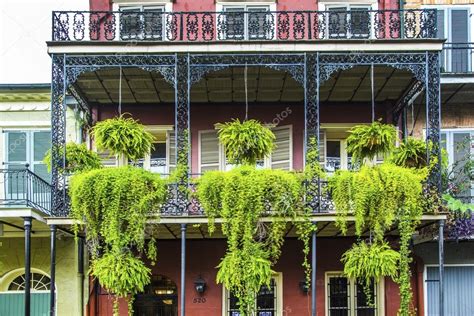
xmin=0 ymin=167 xmax=52 ymax=215
xmin=52 ymin=9 xmax=437 ymax=42
xmin=441 ymin=43 xmax=474 ymax=73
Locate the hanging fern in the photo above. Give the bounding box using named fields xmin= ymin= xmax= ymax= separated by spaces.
xmin=342 ymin=241 xmax=400 ymax=304
xmin=195 ymin=166 xmax=311 ymax=315
xmin=69 ymin=166 xmax=167 ymax=315
xmin=346 ymin=121 xmax=397 ymax=163
xmin=92 ymin=114 xmax=154 ymax=161
xmin=43 ymin=142 xmax=102 ymax=174
xmin=216 ymin=119 xmax=275 ymax=165
xmin=391 ymin=137 xmax=429 ymax=169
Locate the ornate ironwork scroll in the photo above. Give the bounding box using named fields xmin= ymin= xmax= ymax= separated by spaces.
xmin=426 ymin=52 xmax=441 ymax=189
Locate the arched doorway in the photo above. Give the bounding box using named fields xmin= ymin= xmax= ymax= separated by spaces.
xmin=133 ymin=275 xmax=178 ymax=316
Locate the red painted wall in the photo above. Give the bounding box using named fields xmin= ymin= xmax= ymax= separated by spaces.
xmin=90 ymin=238 xmax=420 ymax=315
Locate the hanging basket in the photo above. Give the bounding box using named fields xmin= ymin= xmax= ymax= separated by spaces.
xmin=346 ymin=121 xmax=397 ymax=163
xmin=92 ymin=114 xmax=154 ymax=161
xmin=216 ymin=119 xmax=275 ymax=165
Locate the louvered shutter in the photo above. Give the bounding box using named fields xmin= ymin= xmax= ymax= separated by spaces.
xmin=167 ymin=130 xmax=176 ymax=172
xmin=270 ymin=126 xmax=292 ymax=170
xmin=97 ymin=150 xmax=117 ymax=167
xmin=33 ymin=131 xmax=51 ymax=183
xmin=451 ymin=9 xmax=469 ymax=73
xmin=436 ymin=9 xmax=445 ymax=39
xmin=319 ymin=130 xmax=326 ymax=166
xmin=199 ymin=130 xmax=220 ymax=172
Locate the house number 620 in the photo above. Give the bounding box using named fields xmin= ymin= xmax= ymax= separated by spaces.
xmin=193 ymin=297 xmax=207 ymax=303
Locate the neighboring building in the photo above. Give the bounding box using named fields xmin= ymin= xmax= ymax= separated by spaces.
xmin=0 ymin=0 xmax=466 ymax=315
xmin=0 ymin=84 xmax=84 ymax=315
xmin=406 ymin=2 xmax=474 ymax=315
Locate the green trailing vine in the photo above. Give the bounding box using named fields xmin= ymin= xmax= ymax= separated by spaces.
xmin=216 ymin=119 xmax=275 ymax=165
xmin=196 ymin=166 xmax=308 ymax=315
xmin=92 ymin=114 xmax=154 ymax=161
xmin=346 ymin=121 xmax=397 ymax=163
xmin=69 ymin=167 xmax=167 ymax=315
xmin=43 ymin=142 xmax=102 ymax=174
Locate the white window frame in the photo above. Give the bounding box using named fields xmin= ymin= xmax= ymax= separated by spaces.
xmin=3 ymin=128 xmax=51 ymax=171
xmin=440 ymin=128 xmax=474 ymax=198
xmin=222 ymin=272 xmax=283 ymax=316
xmin=325 ymin=272 xmax=385 ymax=316
xmin=423 ymin=5 xmax=474 ymax=72
xmin=319 ymin=2 xmax=377 ymax=39
xmin=216 ymin=2 xmax=277 ymax=40
xmin=114 ymin=2 xmax=172 ymax=40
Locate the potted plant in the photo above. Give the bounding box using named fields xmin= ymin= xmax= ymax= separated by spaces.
xmin=44 ymin=142 xmax=102 ymax=174
xmin=346 ymin=121 xmax=397 ymax=164
xmin=216 ymin=119 xmax=275 ymax=165
xmin=391 ymin=137 xmax=429 ymax=168
xmin=92 ymin=114 xmax=154 ymax=165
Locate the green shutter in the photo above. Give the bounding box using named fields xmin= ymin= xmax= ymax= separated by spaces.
xmin=0 ymin=293 xmax=50 ymax=316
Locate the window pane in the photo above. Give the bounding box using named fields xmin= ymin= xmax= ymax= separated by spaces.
xmin=33 ymin=163 xmax=51 ymax=185
xmin=7 ymin=132 xmax=27 ymax=162
xmin=328 ymin=276 xmax=349 ymax=316
xmin=350 ymin=8 xmax=370 ymax=39
xmin=33 ymin=131 xmax=51 ymax=162
xmin=150 ymin=143 xmax=167 ymax=173
xmin=121 ymin=8 xmax=142 ymax=39
xmin=143 ymin=7 xmax=164 ymax=39
xmin=355 ymin=279 xmax=376 ymax=316
xmin=327 ymin=7 xmax=348 ymax=39
xmin=326 ymin=141 xmax=341 ymax=172
xmin=224 ymin=7 xmax=245 ymax=39
xmin=257 ymin=279 xmax=275 ymax=315
xmin=452 ymin=132 xmax=472 ymax=196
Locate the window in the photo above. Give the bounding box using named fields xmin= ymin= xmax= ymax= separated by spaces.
xmin=434 ymin=6 xmax=472 ymax=72
xmin=219 ymin=5 xmax=273 ymax=40
xmin=198 ymin=125 xmax=292 ymax=173
xmin=224 ymin=273 xmax=282 ymax=316
xmin=4 ymin=130 xmax=51 ymax=183
xmin=441 ymin=129 xmax=474 ymax=202
xmin=324 ymin=5 xmax=373 ymax=39
xmin=8 ymin=272 xmax=51 ymax=292
xmin=326 ymin=273 xmax=382 ymax=316
xmin=120 ymin=5 xmax=166 ymax=40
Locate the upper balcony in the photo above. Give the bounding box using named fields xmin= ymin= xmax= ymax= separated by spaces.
xmin=50 ymin=9 xmax=439 ymax=51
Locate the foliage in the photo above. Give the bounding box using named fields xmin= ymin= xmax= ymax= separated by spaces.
xmin=331 ymin=163 xmax=427 ymax=242
xmin=346 ymin=122 xmax=397 ymax=163
xmin=43 ymin=142 xmax=102 ymax=173
xmin=443 ymin=194 xmax=474 ymax=213
xmin=391 ymin=137 xmax=429 ymax=169
xmin=91 ymin=251 xmax=151 ymax=314
xmin=330 ymin=163 xmax=428 ymax=315
xmin=216 ymin=119 xmax=275 ymax=165
xmin=196 ymin=166 xmax=309 ymax=315
xmin=92 ymin=114 xmax=154 ymax=161
xmin=69 ymin=167 xmax=167 ymax=315
xmin=342 ymin=242 xmax=400 ymax=303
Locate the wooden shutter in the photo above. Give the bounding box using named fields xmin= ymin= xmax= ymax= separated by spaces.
xmin=270 ymin=126 xmax=292 ymax=170
xmin=451 ymin=9 xmax=469 ymax=73
xmin=166 ymin=130 xmax=176 ymax=172
xmin=32 ymin=131 xmax=51 ymax=183
xmin=97 ymin=149 xmax=117 ymax=167
xmin=319 ymin=130 xmax=326 ymax=165
xmin=199 ymin=130 xmax=220 ymax=172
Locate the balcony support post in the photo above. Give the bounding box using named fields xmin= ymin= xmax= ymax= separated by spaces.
xmin=425 ymin=51 xmax=442 ymax=190
xmin=304 ymin=52 xmax=321 ymax=212
xmin=175 ymin=54 xmax=190 ymax=168
xmin=49 ymin=225 xmax=57 ymax=316
xmin=51 ymin=54 xmax=67 ymax=216
xmin=311 ymin=222 xmax=317 ymax=316
xmin=438 ymin=219 xmax=445 ymax=316
xmin=180 ymin=224 xmax=187 ymax=316
xmin=24 ymin=217 xmax=32 ymax=316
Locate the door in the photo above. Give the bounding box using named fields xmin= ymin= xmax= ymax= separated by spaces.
xmin=133 ymin=275 xmax=178 ymax=316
